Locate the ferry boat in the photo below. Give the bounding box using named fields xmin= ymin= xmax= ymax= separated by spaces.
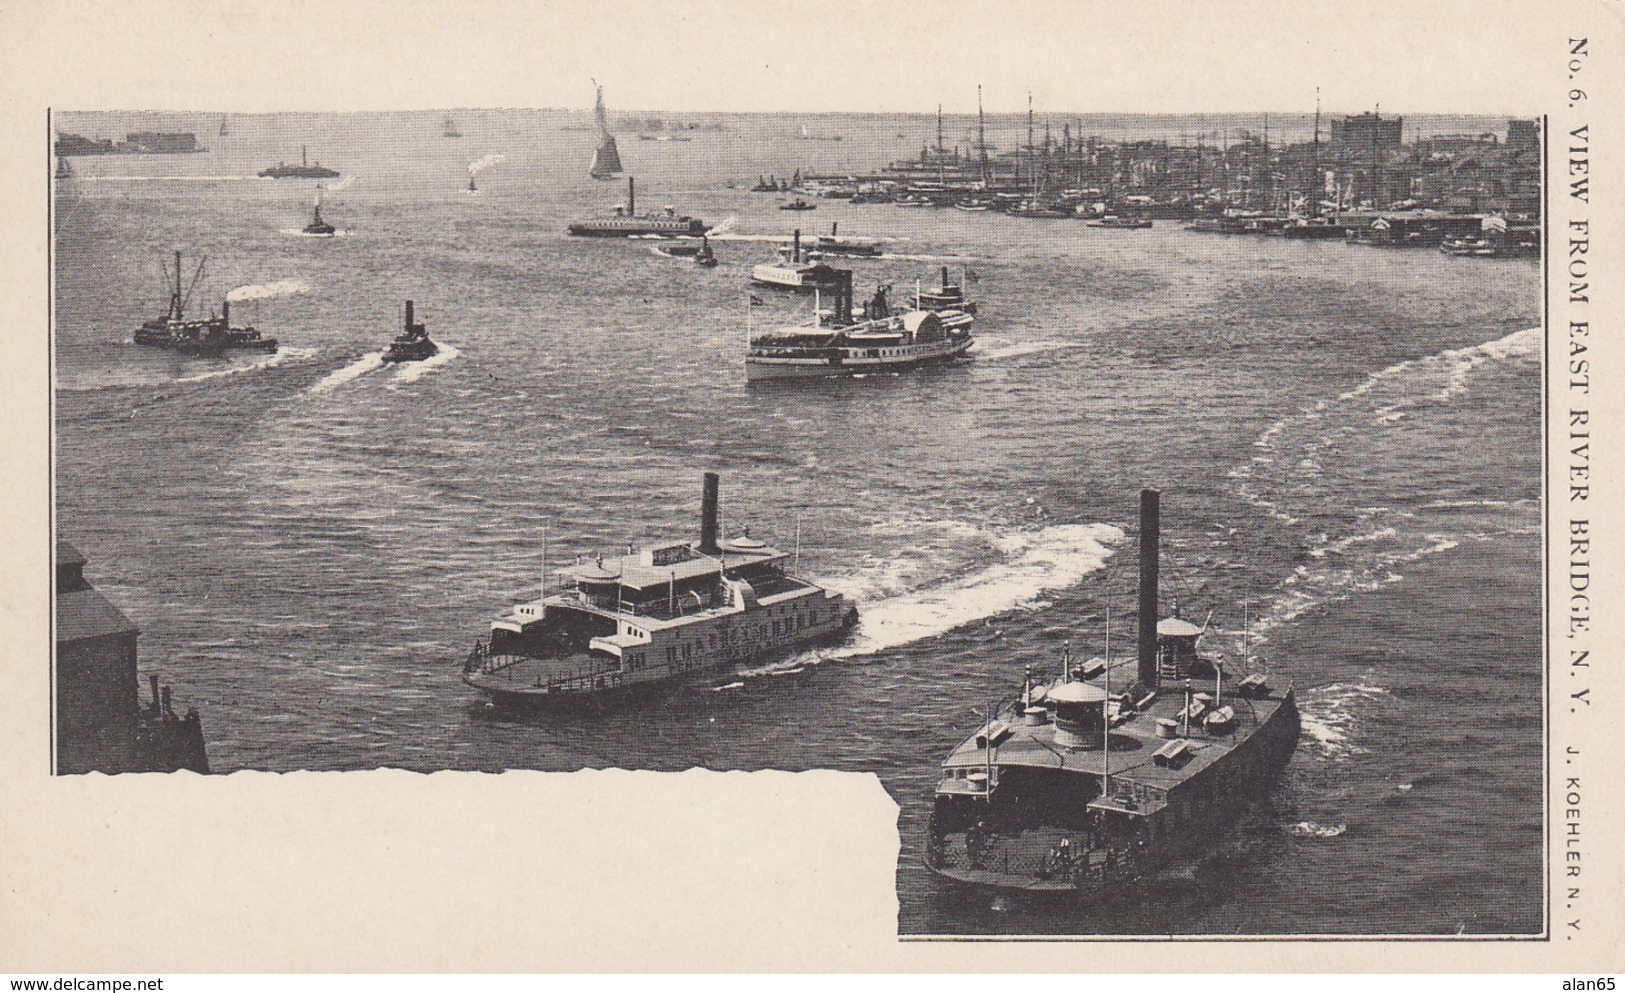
xmin=381 ymin=300 xmax=438 ymax=363
xmin=925 ymin=489 xmax=1300 ymax=893
xmin=746 ymin=270 xmax=975 ymax=381
xmin=134 ymin=252 xmax=279 ymax=355
xmin=567 ymin=177 xmax=708 ymax=237
xmin=463 ymin=473 xmax=855 ymax=707
xmin=802 ymin=222 xmax=882 ymax=259
xmin=259 ymin=146 xmax=340 ymax=179
xmin=750 ymin=230 xmax=844 ymax=293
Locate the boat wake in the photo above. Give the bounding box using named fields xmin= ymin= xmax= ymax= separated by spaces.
xmin=281 ymin=228 xmax=352 ymax=238
xmin=1298 ymin=681 xmax=1391 ymax=760
xmin=1234 ymin=325 xmax=1540 ymax=640
xmin=705 ymin=216 xmax=738 ymax=236
xmin=227 ymin=279 xmax=313 ymax=302
xmin=1288 ymin=821 xmax=1348 ymax=838
xmin=971 ymin=337 xmax=1083 ymax=362
xmin=175 ymin=346 xmax=317 ymax=384
xmin=82 ymin=175 xmax=255 ymax=182
xmin=733 ymin=522 xmax=1121 ymax=680
xmin=310 ymin=352 xmax=385 ymax=393
xmin=881 ymin=252 xmax=982 ymax=264
xmin=389 ymin=342 xmax=460 ymax=385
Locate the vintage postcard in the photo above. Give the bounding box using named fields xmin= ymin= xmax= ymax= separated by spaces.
xmin=2 ymin=0 xmax=1621 ymax=973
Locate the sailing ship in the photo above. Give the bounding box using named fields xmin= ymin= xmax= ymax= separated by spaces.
xmin=924 ymin=489 xmax=1300 ymax=893
xmin=381 ymin=300 xmax=439 ymax=363
xmin=134 ymin=252 xmax=279 ymax=355
xmin=258 ymin=146 xmax=340 ymax=179
xmin=443 ymin=116 xmax=463 ymax=138
xmin=588 ymin=80 xmax=624 ymax=180
xmin=746 ymin=269 xmax=975 ymax=381
xmin=463 ymin=473 xmax=856 ymax=708
xmin=566 ymin=177 xmax=708 ymax=237
xmin=217 ymin=115 xmax=229 ymax=137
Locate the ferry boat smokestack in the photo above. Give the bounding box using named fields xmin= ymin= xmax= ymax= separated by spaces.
xmin=405 ymin=299 xmax=414 ymax=332
xmin=221 ymin=298 xmax=229 ymax=325
xmin=699 ymin=472 xmax=720 ymax=555
xmin=793 ymin=229 xmax=801 ymax=263
xmin=1138 ymin=488 xmax=1160 ymax=688
xmin=628 ymin=176 xmax=636 ymax=216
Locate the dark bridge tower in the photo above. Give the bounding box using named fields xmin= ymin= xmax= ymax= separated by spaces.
xmin=1137 ymin=488 xmax=1160 ymax=688
xmin=699 ymin=472 xmax=721 ymax=555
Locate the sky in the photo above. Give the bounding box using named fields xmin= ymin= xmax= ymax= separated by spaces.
xmin=21 ymin=0 xmax=1561 ymax=116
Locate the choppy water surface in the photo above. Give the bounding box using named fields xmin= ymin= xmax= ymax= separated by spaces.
xmin=54 ymin=110 xmax=1540 ymax=936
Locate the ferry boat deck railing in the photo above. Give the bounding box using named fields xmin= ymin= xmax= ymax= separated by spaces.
xmin=925 ymin=826 xmax=1134 ymax=887
xmin=464 ymin=647 xmax=625 ymax=694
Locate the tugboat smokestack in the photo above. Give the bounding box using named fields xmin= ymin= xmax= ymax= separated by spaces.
xmin=699 ymin=472 xmax=720 ymax=555
xmin=793 ymin=229 xmax=801 ymax=263
xmin=221 ymin=298 xmax=229 ymax=325
xmin=1138 ymin=488 xmax=1160 ymax=688
xmin=405 ymin=299 xmax=414 ymax=332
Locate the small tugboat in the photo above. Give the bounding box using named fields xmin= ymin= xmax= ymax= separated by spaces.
xmin=567 ymin=177 xmax=708 ymax=237
xmin=924 ymin=489 xmax=1299 ymax=894
xmin=134 ymin=252 xmax=279 ymax=355
xmin=695 ymin=235 xmax=719 ymax=267
xmin=463 ymin=472 xmax=856 ymax=708
xmin=779 ymin=198 xmax=817 ymax=211
xmin=746 ymin=269 xmax=975 ymax=381
xmin=381 ymin=300 xmax=439 ymax=363
xmin=913 ymin=266 xmax=978 ymax=332
xmin=302 ymin=197 xmax=336 ymax=236
xmin=258 ymin=146 xmax=340 ymax=179
xmin=467 ymin=175 xmax=478 ymax=194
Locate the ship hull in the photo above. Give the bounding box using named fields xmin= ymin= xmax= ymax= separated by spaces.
xmin=925 ymin=687 xmax=1300 ymax=894
xmin=465 ymin=601 xmax=856 ymax=710
xmin=746 ymin=337 xmax=973 ymax=381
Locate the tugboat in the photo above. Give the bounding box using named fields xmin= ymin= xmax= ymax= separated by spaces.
xmin=924 ymin=489 xmax=1300 ymax=893
xmin=695 ymin=235 xmax=719 ymax=267
xmin=588 ymin=80 xmax=623 ymax=180
xmin=746 ymin=269 xmax=975 ymax=381
xmin=134 ymin=252 xmax=279 ymax=355
xmin=463 ymin=472 xmax=856 ymax=708
xmin=467 ymin=175 xmax=478 ymax=194
xmin=779 ymin=198 xmax=817 ymax=211
xmin=912 ymin=266 xmax=978 ymax=332
xmin=566 ymin=177 xmax=708 ymax=237
xmin=381 ymin=300 xmax=439 ymax=363
xmin=301 ymin=197 xmax=336 ymax=236
xmin=259 ymin=146 xmax=341 ymax=179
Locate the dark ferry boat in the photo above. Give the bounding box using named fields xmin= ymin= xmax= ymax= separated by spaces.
xmin=382 ymin=300 xmax=438 ymax=363
xmin=134 ymin=252 xmax=279 ymax=355
xmin=259 ymin=146 xmax=341 ymax=179
xmin=566 ymin=177 xmax=708 ymax=238
xmin=925 ymin=489 xmax=1300 ymax=893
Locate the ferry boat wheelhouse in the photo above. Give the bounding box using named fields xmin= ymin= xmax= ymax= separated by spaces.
xmin=463 ymin=474 xmax=854 ymax=707
xmin=746 ymin=270 xmax=975 ymax=382
xmin=925 ymin=490 xmax=1299 ymax=892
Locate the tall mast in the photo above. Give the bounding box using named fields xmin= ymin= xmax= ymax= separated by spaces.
xmin=1311 ymin=87 xmax=1322 ymax=216
xmin=172 ymin=250 xmax=182 ymax=319
xmin=977 ymin=84 xmax=989 ymax=184
xmin=1103 ymin=602 xmax=1111 ymax=796
xmin=1026 ymin=92 xmax=1036 ymax=195
xmin=936 ymin=103 xmax=945 ymax=186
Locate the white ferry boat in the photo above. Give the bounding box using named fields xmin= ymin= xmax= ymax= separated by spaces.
xmin=750 ymin=229 xmax=843 ymax=293
xmin=463 ymin=474 xmax=854 ymax=707
xmin=746 ymin=270 xmax=975 ymax=381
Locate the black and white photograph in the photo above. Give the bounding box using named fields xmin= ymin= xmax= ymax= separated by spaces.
xmin=15 ymin=0 xmax=1621 ymax=972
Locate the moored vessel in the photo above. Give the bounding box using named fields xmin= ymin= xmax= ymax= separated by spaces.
xmin=924 ymin=489 xmax=1300 ymax=893
xmin=134 ymin=252 xmax=279 ymax=355
xmin=463 ymin=473 xmax=856 ymax=707
xmin=567 ymin=176 xmax=708 ymax=237
xmin=746 ymin=269 xmax=975 ymax=381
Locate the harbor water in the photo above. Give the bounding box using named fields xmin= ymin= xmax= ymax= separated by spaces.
xmin=53 ymin=109 xmax=1541 ymax=936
